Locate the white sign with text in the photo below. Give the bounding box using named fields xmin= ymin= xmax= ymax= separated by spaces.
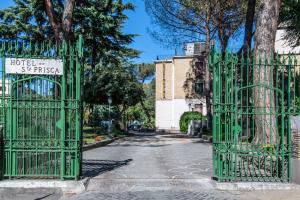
xmin=5 ymin=58 xmax=63 ymax=75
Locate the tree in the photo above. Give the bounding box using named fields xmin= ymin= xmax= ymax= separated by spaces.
xmin=145 ymin=0 xmax=246 ymax=53
xmin=83 ymin=63 xmax=145 ymax=128
xmin=254 ymin=0 xmax=281 ymax=144
xmin=84 ymin=63 xmax=144 ymax=110
xmin=145 ymin=0 xmax=215 ymax=48
xmin=210 ymin=0 xmax=246 ymax=55
xmin=145 ymin=0 xmax=246 ymax=130
xmin=44 ymin=0 xmax=75 ymax=43
xmin=134 ymin=63 xmax=155 ymax=123
xmin=0 ymin=0 xmax=139 ymax=68
xmin=135 ymin=63 xmax=155 ymax=84
xmin=125 ymin=78 xmax=156 ymax=128
xmin=242 ymin=0 xmax=257 ymax=52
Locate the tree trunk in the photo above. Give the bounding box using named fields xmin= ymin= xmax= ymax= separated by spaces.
xmin=220 ymin=37 xmax=228 ymax=59
xmin=62 ymin=0 xmax=76 ymax=41
xmin=44 ymin=0 xmax=64 ymax=43
xmin=254 ymin=0 xmax=281 ymax=145
xmin=204 ymin=7 xmax=212 ymax=130
xmin=243 ymin=0 xmax=256 ymax=53
xmin=44 ymin=0 xmax=76 ymax=43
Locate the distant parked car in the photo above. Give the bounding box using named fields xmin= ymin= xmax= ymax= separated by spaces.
xmin=128 ymin=124 xmax=141 ymax=131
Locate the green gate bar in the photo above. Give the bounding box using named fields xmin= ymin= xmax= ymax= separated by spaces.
xmin=211 ymin=48 xmax=297 ymax=182
xmin=0 ymin=36 xmax=83 ymax=180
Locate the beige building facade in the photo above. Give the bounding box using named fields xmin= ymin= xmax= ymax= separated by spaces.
xmin=154 ymin=31 xmax=298 ymax=132
xmin=155 ymin=54 xmax=207 ymax=132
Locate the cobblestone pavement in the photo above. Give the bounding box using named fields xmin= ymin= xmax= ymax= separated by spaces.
xmin=0 ymin=188 xmax=63 ymax=200
xmin=71 ymin=190 xmax=242 ymax=200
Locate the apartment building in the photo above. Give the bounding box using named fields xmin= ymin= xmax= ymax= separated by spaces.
xmin=155 ymin=42 xmax=207 ymax=132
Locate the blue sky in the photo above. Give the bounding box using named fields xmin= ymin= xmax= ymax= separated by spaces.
xmin=123 ymin=0 xmax=175 ymax=63
xmin=0 ymin=0 xmax=174 ymax=64
xmin=0 ymin=0 xmax=243 ymax=63
xmin=0 ymin=0 xmax=14 ymax=8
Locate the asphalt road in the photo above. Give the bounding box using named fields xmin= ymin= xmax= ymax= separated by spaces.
xmin=2 ymin=133 xmax=300 ymax=200
xmin=70 ymin=133 xmax=245 ymax=200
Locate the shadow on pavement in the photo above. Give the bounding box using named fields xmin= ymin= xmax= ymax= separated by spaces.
xmin=34 ymin=193 xmax=55 ymax=200
xmin=82 ymin=159 xmax=133 ymax=178
xmin=108 ymin=143 xmax=170 ymax=147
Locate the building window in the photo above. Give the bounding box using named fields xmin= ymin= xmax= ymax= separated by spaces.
xmin=194 ymin=82 xmax=204 ymax=94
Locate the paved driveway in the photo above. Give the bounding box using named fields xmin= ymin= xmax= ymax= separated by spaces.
xmin=81 ymin=133 xmax=212 ymax=180
xmin=71 ymin=133 xmax=247 ymax=200
xmin=2 ymin=132 xmax=300 ymax=199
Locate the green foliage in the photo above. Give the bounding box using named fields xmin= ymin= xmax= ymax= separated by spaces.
xmin=84 ymin=64 xmax=144 ymax=106
xmin=126 ymin=104 xmax=144 ymax=122
xmin=134 ymin=63 xmax=155 ymax=83
xmin=294 ymin=97 xmax=300 ymax=114
xmin=126 ymin=63 xmax=155 ymax=126
xmin=0 ymin=0 xmax=139 ymax=66
xmin=179 ymin=111 xmax=205 ymax=133
xmin=125 ymin=78 xmax=155 ymax=128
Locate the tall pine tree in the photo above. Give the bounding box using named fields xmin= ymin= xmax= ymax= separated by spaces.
xmin=0 ymin=0 xmax=139 ymax=68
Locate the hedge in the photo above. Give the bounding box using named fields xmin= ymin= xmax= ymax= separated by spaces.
xmin=179 ymin=111 xmax=205 ymax=133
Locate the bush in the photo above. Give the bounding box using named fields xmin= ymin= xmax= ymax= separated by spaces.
xmin=179 ymin=112 xmax=205 ymax=133
xmin=294 ymin=97 xmax=300 ymax=114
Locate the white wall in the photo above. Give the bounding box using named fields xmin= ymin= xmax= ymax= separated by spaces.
xmin=155 ymin=100 xmax=172 ymax=130
xmin=156 ymin=98 xmax=207 ymax=131
xmin=275 ymin=30 xmax=300 ymax=54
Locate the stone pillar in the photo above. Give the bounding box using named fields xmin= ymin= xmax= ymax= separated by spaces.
xmin=291 ymin=116 xmax=300 ymax=184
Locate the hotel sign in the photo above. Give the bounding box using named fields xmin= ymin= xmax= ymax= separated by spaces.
xmin=5 ymin=58 xmax=63 ymax=75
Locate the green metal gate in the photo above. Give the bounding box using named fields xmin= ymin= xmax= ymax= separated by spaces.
xmin=0 ymin=37 xmax=83 ymax=180
xmin=211 ymin=50 xmax=298 ymax=182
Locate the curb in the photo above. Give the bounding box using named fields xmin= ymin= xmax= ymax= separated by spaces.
xmin=83 ymin=139 xmax=114 ymax=151
xmin=215 ymin=182 xmax=300 ymax=191
xmin=82 ymin=136 xmax=126 ymax=151
xmin=0 ymin=179 xmax=89 ymax=193
xmin=86 ymin=178 xmax=214 ymax=192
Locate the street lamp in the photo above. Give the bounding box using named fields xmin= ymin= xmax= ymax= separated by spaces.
xmin=108 ymin=94 xmax=112 ymax=134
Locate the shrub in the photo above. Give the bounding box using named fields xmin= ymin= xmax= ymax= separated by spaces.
xmin=293 ymin=97 xmax=300 ymax=114
xmin=179 ymin=111 xmax=205 ymax=133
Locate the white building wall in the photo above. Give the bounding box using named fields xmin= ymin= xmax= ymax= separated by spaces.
xmin=172 ymin=99 xmax=207 ymax=130
xmin=155 ymin=100 xmax=172 ymax=130
xmin=156 ymin=98 xmax=207 ymax=131
xmin=275 ymin=29 xmax=300 ymax=53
